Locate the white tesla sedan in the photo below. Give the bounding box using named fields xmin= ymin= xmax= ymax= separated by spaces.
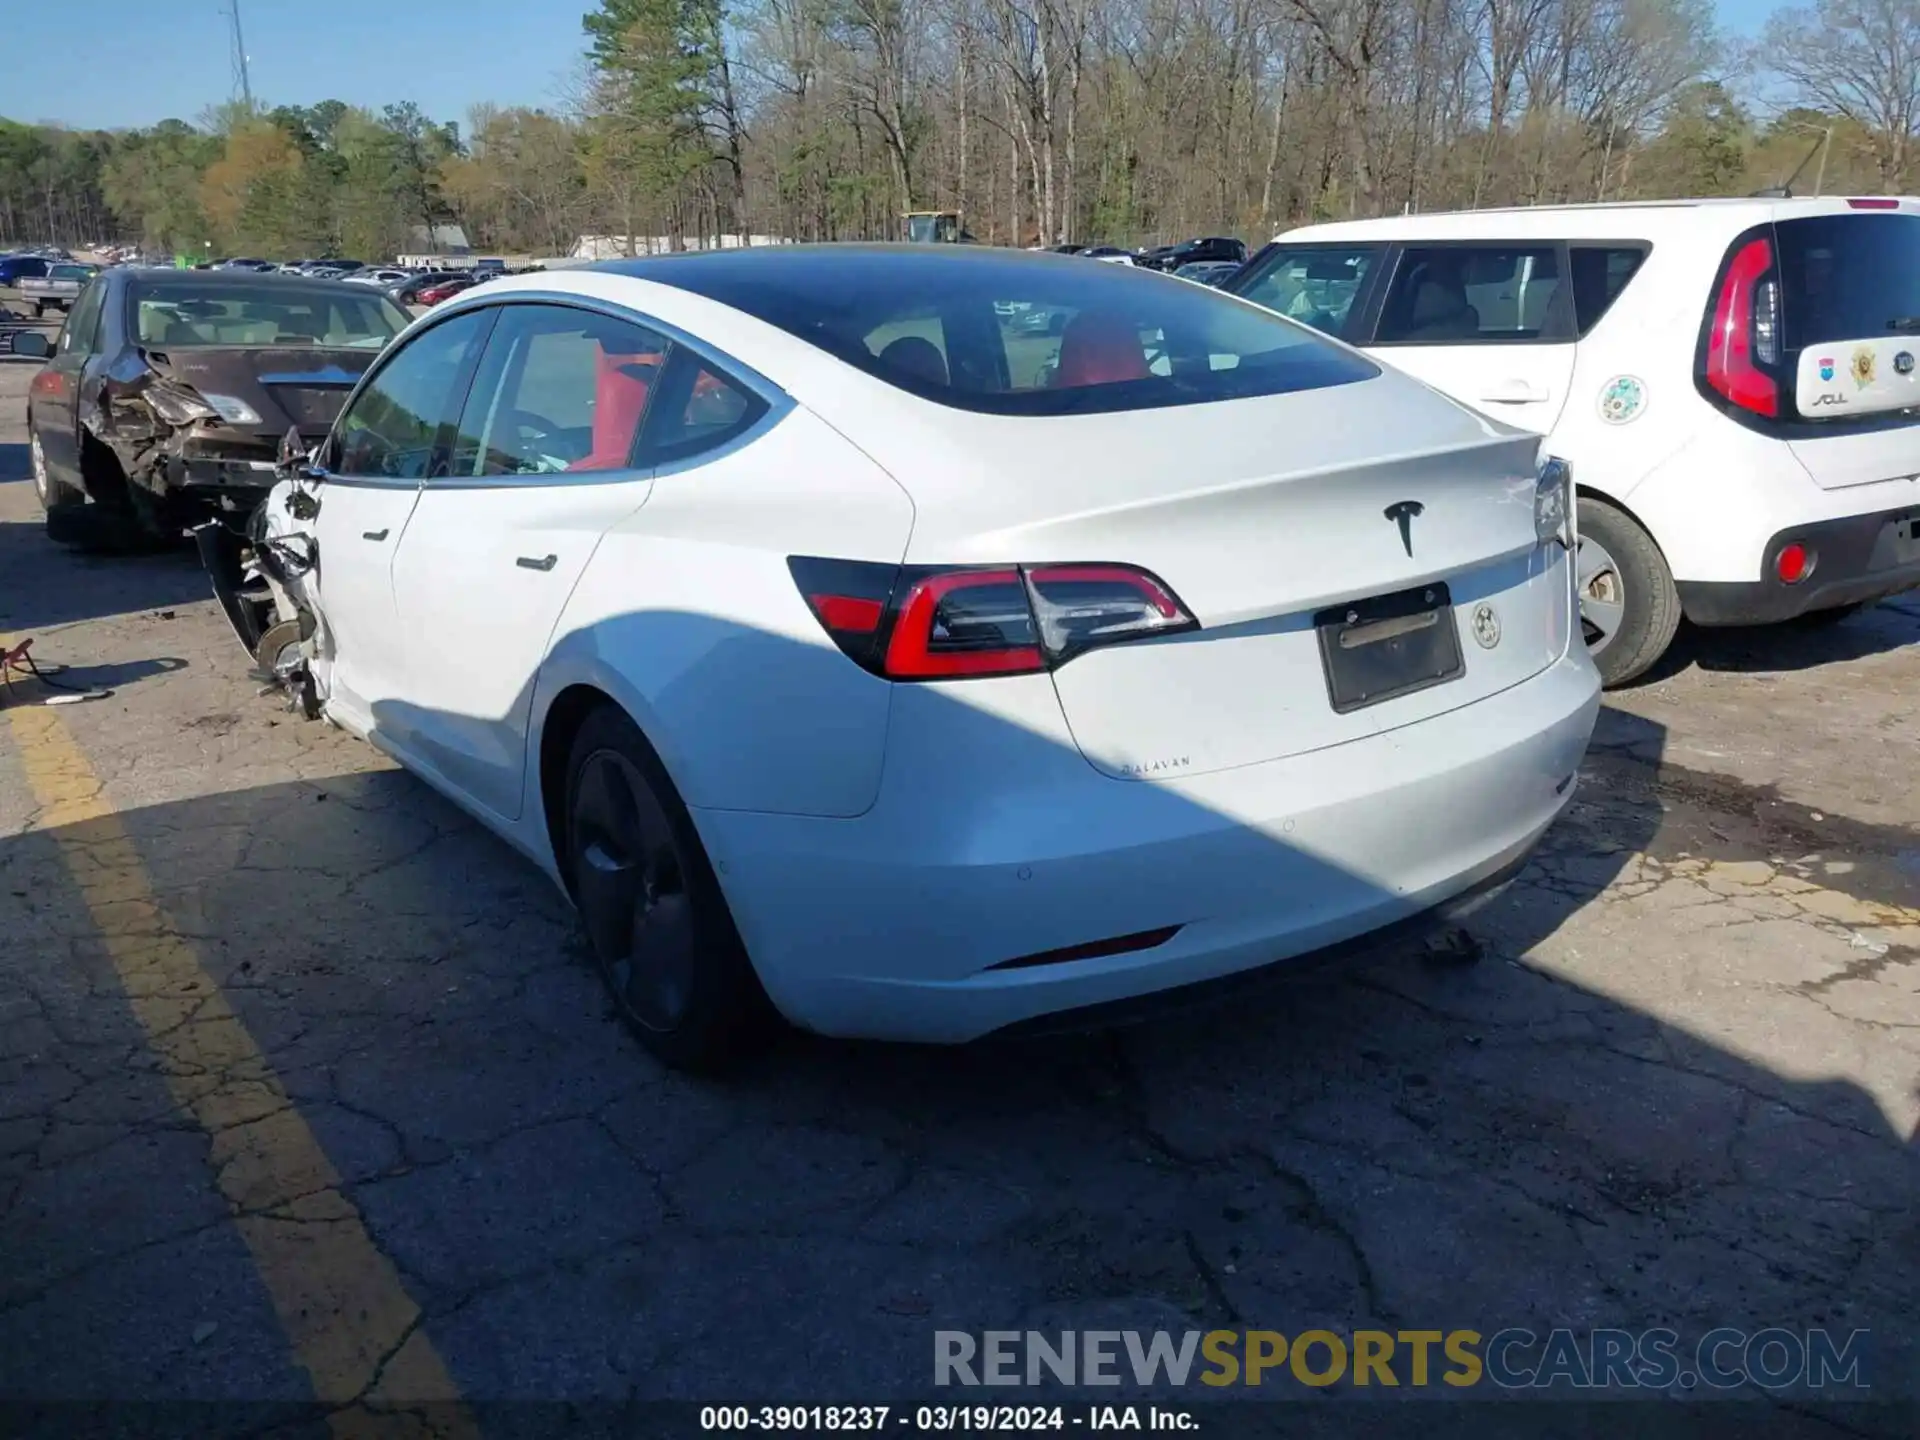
xmin=200 ymin=245 xmax=1601 ymax=1069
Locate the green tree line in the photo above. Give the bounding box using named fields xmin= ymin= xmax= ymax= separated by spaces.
xmin=0 ymin=0 xmax=1913 ymax=257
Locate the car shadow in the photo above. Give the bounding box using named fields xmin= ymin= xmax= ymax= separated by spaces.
xmin=0 ymin=443 xmax=26 ymax=484
xmin=0 ymin=614 xmax=1912 ymax=1421
xmin=0 ymin=519 xmax=210 ymax=633
xmin=1634 ymin=597 xmax=1920 ymax=685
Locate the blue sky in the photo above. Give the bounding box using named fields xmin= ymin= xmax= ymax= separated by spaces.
xmin=8 ymin=0 xmax=1783 ymax=133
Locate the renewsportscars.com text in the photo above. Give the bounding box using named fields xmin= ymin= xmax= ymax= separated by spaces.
xmin=934 ymin=1328 xmax=1871 ymax=1391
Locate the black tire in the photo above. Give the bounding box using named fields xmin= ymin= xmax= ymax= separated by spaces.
xmin=43 ymin=431 xmax=175 ymax=553
xmin=1576 ymin=496 xmax=1681 ymax=688
xmin=563 ymin=703 xmax=776 ymax=1071
xmin=27 ymin=426 xmax=84 ymax=517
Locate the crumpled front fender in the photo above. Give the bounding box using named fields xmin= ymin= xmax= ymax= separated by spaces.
xmin=194 ymin=520 xmax=261 ymax=656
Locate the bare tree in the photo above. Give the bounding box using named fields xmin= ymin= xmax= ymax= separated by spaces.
xmin=1764 ymin=0 xmax=1920 ymax=187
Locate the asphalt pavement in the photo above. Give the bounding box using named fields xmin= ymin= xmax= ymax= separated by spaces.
xmin=0 ymin=350 xmax=1916 ymax=1438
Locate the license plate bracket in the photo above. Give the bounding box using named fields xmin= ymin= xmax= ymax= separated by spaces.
xmin=1315 ymin=582 xmax=1464 ymax=714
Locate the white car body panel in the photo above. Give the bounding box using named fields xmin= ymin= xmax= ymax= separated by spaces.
xmin=827 ymin=380 xmax=1567 ymax=775
xmin=305 ymin=479 xmax=420 ymax=735
xmin=243 ymin=257 xmax=1600 ymax=1042
xmin=387 ymin=474 xmax=655 ymax=823
xmin=705 ymin=652 xmax=1596 ymax=1041
xmin=1381 ymin=339 xmax=1575 ymax=436
xmin=535 ymin=404 xmax=916 ymax=819
xmin=1273 ymin=197 xmax=1920 ymax=589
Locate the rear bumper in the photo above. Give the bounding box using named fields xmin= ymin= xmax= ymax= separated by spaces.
xmin=696 ymin=653 xmax=1601 ymax=1043
xmin=1677 ymin=504 xmax=1920 ymax=624
xmin=992 ymin=851 xmax=1533 ymax=1040
xmin=171 ymin=448 xmax=282 ymax=495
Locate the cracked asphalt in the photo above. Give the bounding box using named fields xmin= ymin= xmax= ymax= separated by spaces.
xmin=0 ymin=352 xmax=1916 ymax=1436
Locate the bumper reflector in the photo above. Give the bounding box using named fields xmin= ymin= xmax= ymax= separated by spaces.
xmin=986 ymin=925 xmax=1183 ymax=972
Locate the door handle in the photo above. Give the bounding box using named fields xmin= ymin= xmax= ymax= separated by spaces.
xmin=362 ymin=528 xmax=389 ymax=541
xmin=1480 ymin=380 xmax=1547 ymax=404
xmin=516 ymin=554 xmax=558 ymax=572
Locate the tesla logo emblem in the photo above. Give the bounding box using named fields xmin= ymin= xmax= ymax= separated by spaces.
xmin=1384 ymin=500 xmax=1424 ymax=556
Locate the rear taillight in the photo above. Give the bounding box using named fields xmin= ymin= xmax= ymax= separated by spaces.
xmin=886 ymin=568 xmax=1043 ymax=677
xmin=1705 ymin=237 xmax=1780 ymax=418
xmin=1847 ymin=198 xmax=1901 ymax=209
xmin=788 ymin=556 xmax=1198 ymax=681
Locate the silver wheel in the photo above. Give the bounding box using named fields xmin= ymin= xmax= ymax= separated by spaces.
xmin=29 ymin=432 xmax=50 ymax=508
xmin=1576 ymin=533 xmax=1626 ymax=657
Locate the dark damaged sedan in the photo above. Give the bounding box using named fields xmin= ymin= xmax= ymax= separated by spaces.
xmin=20 ymin=268 xmax=407 ymax=545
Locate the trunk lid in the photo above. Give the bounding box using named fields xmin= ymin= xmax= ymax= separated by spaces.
xmin=1775 ymin=211 xmax=1920 ymax=490
xmin=882 ymin=372 xmax=1568 ymax=776
xmin=143 ymin=347 xmax=376 ymax=440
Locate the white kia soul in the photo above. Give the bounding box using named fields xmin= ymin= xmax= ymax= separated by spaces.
xmin=1237 ymin=198 xmax=1920 ymax=685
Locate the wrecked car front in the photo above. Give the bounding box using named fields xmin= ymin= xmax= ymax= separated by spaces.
xmin=196 ymin=470 xmax=328 ymax=708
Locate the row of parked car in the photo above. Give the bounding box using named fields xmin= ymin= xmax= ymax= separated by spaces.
xmin=198 ymin=255 xmax=522 ymax=307
xmin=1041 ymin=234 xmax=1250 ymax=286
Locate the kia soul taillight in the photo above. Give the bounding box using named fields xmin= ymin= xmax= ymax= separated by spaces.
xmin=788 ymin=556 xmax=1198 ymax=681
xmin=1703 ymin=235 xmax=1781 ymax=418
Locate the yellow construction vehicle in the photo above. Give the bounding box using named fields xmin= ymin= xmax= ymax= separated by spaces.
xmin=902 ymin=211 xmax=968 ymax=243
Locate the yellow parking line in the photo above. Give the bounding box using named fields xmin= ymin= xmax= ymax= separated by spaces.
xmin=2 ymin=695 xmax=476 ymax=1437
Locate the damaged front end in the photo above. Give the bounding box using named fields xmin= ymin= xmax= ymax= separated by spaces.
xmin=195 ymin=431 xmax=327 ymax=719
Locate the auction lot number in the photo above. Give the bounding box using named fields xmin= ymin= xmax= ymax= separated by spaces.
xmin=700 ymin=1406 xmax=1072 ymax=1431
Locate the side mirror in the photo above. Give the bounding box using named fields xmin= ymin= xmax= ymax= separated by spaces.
xmin=10 ymin=331 xmax=51 ymax=360
xmin=276 ymin=426 xmax=323 ymax=480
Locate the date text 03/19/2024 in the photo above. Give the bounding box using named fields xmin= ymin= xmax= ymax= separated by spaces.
xmin=699 ymin=1405 xmax=1197 ymax=1431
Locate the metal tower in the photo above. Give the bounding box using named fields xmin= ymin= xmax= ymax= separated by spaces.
xmin=226 ymin=0 xmax=254 ymax=110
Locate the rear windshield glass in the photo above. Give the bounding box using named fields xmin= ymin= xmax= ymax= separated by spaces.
xmin=621 ymin=247 xmax=1377 ymax=416
xmin=1775 ymin=214 xmax=1920 ymax=351
xmin=131 ymin=284 xmax=407 ymax=348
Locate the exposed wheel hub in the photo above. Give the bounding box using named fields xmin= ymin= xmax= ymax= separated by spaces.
xmin=1576 ymin=535 xmax=1626 ymax=656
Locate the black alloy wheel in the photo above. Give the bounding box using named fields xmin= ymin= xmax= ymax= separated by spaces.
xmin=563 ymin=704 xmax=774 ymax=1070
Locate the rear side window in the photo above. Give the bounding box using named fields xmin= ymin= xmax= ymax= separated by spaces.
xmin=1375 ymin=246 xmax=1565 ymax=344
xmin=637 ymin=354 xmax=768 ymax=465
xmin=634 ymin=248 xmax=1377 ymax=416
xmin=1229 ymin=245 xmax=1378 ymax=338
xmin=1569 ymin=246 xmax=1648 ymax=336
xmin=1774 ymin=213 xmax=1920 ymax=351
